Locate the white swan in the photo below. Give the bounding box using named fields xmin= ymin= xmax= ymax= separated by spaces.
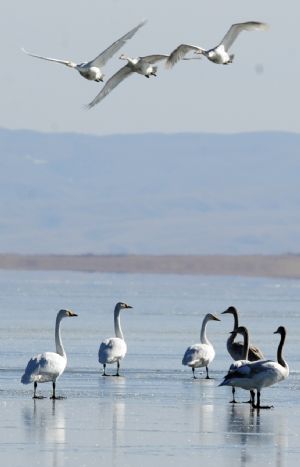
xmin=21 ymin=309 xmax=78 ymax=399
xmin=98 ymin=302 xmax=132 ymax=376
xmin=220 ymin=326 xmax=289 ymax=409
xmin=166 ymin=21 xmax=268 ymax=68
xmin=87 ymin=53 xmax=169 ymax=108
xmin=22 ymin=20 xmax=146 ymax=82
xmin=182 ymin=313 xmax=220 ymax=379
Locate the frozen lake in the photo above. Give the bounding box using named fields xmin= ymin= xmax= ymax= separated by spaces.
xmin=0 ymin=270 xmax=299 ymax=466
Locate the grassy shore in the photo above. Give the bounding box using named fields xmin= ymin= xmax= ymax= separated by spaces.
xmin=0 ymin=254 xmax=300 ymax=279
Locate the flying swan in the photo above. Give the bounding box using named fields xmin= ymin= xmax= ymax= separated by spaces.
xmin=98 ymin=302 xmax=132 ymax=376
xmin=219 ymin=326 xmax=289 ymax=409
xmin=21 ymin=309 xmax=78 ymax=399
xmin=166 ymin=21 xmax=268 ymax=68
xmin=22 ymin=20 xmax=146 ymax=82
xmin=182 ymin=312 xmax=220 ymax=379
xmin=87 ymin=53 xmax=169 ymax=108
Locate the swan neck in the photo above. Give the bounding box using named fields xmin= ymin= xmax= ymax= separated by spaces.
xmin=277 ymin=331 xmax=287 ymax=367
xmin=55 ymin=314 xmax=66 ymax=358
xmin=114 ymin=307 xmax=124 ymax=340
xmin=232 ymin=309 xmax=239 ymax=331
xmin=242 ymin=330 xmax=249 ymax=360
xmin=200 ymin=316 xmax=210 ymax=344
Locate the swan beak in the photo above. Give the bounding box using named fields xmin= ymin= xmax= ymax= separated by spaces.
xmin=125 ymin=304 xmax=133 ymax=309
xmin=68 ymin=311 xmax=78 ymax=317
xmin=221 ymin=309 xmax=230 ymax=315
xmin=212 ymin=315 xmax=220 ymax=321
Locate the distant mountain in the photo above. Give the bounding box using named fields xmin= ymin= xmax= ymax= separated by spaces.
xmin=0 ymin=128 xmax=299 ymax=254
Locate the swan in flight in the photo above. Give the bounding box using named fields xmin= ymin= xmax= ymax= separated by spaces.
xmin=166 ymin=21 xmax=268 ymax=68
xmin=21 ymin=309 xmax=78 ymax=399
xmin=22 ymin=20 xmax=146 ymax=82
xmin=182 ymin=313 xmax=220 ymax=379
xmin=98 ymin=302 xmax=132 ymax=376
xmin=87 ymin=53 xmax=169 ymax=108
xmin=222 ymin=306 xmax=264 ymax=362
xmin=220 ymin=326 xmax=289 ymax=409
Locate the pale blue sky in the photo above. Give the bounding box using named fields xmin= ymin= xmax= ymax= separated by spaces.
xmin=1 ymin=1 xmax=298 ymax=135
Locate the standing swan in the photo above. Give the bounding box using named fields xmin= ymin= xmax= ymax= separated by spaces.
xmin=222 ymin=306 xmax=264 ymax=362
xmin=22 ymin=20 xmax=146 ymax=82
xmin=87 ymin=53 xmax=169 ymax=108
xmin=98 ymin=302 xmax=132 ymax=376
xmin=226 ymin=325 xmax=255 ymax=404
xmin=219 ymin=326 xmax=289 ymax=409
xmin=166 ymin=21 xmax=268 ymax=68
xmin=21 ymin=309 xmax=78 ymax=399
xmin=182 ymin=313 xmax=220 ymax=379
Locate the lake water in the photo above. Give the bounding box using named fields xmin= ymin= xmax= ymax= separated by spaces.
xmin=0 ymin=270 xmax=299 ymax=467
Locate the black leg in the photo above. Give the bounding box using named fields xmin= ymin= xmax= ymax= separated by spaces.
xmin=102 ymin=364 xmax=108 ymax=376
xmin=192 ymin=367 xmax=197 ymax=379
xmin=50 ymin=381 xmax=65 ymax=400
xmin=114 ymin=361 xmax=120 ymax=377
xmin=230 ymin=386 xmax=237 ymax=403
xmin=253 ymin=391 xmax=273 ymax=410
xmin=243 ymin=390 xmax=256 ymax=405
xmin=205 ymin=366 xmax=210 ymax=379
xmin=33 ymin=381 xmax=45 ymax=399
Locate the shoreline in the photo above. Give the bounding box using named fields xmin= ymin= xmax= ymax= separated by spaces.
xmin=0 ymin=253 xmax=300 ymax=279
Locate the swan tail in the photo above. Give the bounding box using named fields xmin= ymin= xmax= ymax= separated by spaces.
xmin=21 ymin=372 xmax=32 ymax=384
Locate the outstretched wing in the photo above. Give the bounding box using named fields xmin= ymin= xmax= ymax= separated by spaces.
xmin=21 ymin=47 xmax=72 ymax=66
xmin=219 ymin=21 xmax=268 ymax=51
xmin=87 ymin=20 xmax=147 ymax=68
xmin=87 ymin=65 xmax=132 ymax=108
xmin=140 ymin=54 xmax=169 ymax=64
xmin=166 ymin=44 xmax=204 ymax=68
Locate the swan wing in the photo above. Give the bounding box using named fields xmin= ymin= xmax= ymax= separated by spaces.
xmin=182 ymin=343 xmax=213 ymax=366
xmin=21 ymin=352 xmax=66 ymax=384
xmin=87 ymin=20 xmax=147 ymax=68
xmin=87 ymin=65 xmax=132 ymax=108
xmin=166 ymin=44 xmax=204 ymax=68
xmin=21 ymin=47 xmax=72 ymax=66
xmin=219 ymin=21 xmax=268 ymax=51
xmin=141 ymin=54 xmax=169 ymax=64
xmin=98 ymin=337 xmax=127 ymax=364
xmin=248 ymin=344 xmax=264 ymax=361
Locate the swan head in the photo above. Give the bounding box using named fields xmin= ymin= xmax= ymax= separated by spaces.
xmin=222 ymin=306 xmax=238 ymax=316
xmin=119 ymin=53 xmax=128 ymax=61
xmin=115 ymin=302 xmax=133 ymax=311
xmin=206 ymin=313 xmax=220 ymax=322
xmin=58 ymin=309 xmax=78 ymax=319
xmin=274 ymin=326 xmax=286 ymax=336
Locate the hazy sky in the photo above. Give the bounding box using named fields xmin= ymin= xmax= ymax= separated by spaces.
xmin=2 ymin=1 xmax=298 ymax=136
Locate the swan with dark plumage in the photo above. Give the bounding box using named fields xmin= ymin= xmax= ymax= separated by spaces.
xmin=182 ymin=313 xmax=220 ymax=379
xmin=220 ymin=326 xmax=289 ymax=409
xmin=226 ymin=325 xmax=256 ymax=404
xmin=87 ymin=53 xmax=169 ymax=108
xmin=166 ymin=21 xmax=268 ymax=68
xmin=222 ymin=306 xmax=264 ymax=361
xmin=98 ymin=302 xmax=132 ymax=376
xmin=21 ymin=309 xmax=78 ymax=399
xmin=22 ymin=20 xmax=146 ymax=82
